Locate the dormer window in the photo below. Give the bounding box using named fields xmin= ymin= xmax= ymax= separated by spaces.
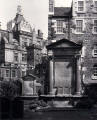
xmin=78 ymin=1 xmax=84 ymax=12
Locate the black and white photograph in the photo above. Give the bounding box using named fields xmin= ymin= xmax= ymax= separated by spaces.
xmin=0 ymin=0 xmax=97 ymax=119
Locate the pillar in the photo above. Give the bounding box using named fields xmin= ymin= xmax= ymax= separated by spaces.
xmin=76 ymin=57 xmax=82 ymax=95
xmin=49 ymin=60 xmax=54 ymax=95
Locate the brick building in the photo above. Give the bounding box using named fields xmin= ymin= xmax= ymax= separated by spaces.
xmin=0 ymin=6 xmax=44 ymax=81
xmin=48 ymin=0 xmax=97 ymax=95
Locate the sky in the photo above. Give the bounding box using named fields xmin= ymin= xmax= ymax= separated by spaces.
xmin=0 ymin=0 xmax=72 ymax=39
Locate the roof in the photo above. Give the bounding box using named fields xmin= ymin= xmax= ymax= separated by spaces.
xmin=0 ymin=30 xmax=9 ymax=40
xmin=54 ymin=7 xmax=72 ymax=17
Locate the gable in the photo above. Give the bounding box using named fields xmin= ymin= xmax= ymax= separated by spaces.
xmin=22 ymin=74 xmax=37 ymax=81
xmin=53 ymin=42 xmax=77 ymax=48
xmin=47 ymin=39 xmax=82 ymax=50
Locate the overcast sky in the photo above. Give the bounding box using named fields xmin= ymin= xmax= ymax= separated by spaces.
xmin=0 ymin=0 xmax=72 ymax=38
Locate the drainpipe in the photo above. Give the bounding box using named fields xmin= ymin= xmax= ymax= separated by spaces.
xmin=68 ymin=16 xmax=70 ymax=40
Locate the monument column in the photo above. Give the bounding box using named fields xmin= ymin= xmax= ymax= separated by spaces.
xmin=49 ymin=60 xmax=54 ymax=95
xmin=76 ymin=56 xmax=82 ymax=95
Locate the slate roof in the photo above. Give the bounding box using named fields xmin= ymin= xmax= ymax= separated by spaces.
xmin=54 ymin=7 xmax=72 ymax=17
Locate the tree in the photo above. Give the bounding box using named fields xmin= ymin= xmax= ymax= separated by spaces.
xmin=0 ymin=80 xmax=22 ymax=119
xmin=0 ymin=80 xmax=19 ymax=97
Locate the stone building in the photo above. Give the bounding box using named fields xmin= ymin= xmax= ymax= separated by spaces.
xmin=48 ymin=0 xmax=72 ymax=42
xmin=48 ymin=0 xmax=97 ymax=95
xmin=72 ymin=0 xmax=97 ymax=86
xmin=0 ymin=6 xmax=43 ymax=81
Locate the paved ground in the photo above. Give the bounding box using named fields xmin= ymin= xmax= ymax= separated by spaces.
xmin=23 ymin=108 xmax=97 ymax=120
xmin=2 ymin=108 xmax=97 ymax=120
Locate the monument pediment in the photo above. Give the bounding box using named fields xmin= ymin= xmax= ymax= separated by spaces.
xmin=47 ymin=39 xmax=82 ymax=50
xmin=22 ymin=74 xmax=37 ymax=81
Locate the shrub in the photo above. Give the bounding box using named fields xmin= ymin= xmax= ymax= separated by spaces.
xmin=75 ymin=84 xmax=97 ymax=109
xmin=0 ymin=80 xmax=19 ymax=98
xmin=0 ymin=80 xmax=23 ymax=119
xmin=75 ymin=99 xmax=93 ymax=109
xmin=29 ymin=100 xmax=47 ymax=110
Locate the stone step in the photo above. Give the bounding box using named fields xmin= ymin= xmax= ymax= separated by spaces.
xmin=53 ymin=101 xmax=73 ymax=108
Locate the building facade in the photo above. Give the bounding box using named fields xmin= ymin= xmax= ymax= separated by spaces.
xmin=72 ymin=0 xmax=97 ymax=85
xmin=0 ymin=6 xmax=43 ymax=81
xmin=48 ymin=0 xmax=97 ymax=95
xmin=48 ymin=0 xmax=72 ymax=42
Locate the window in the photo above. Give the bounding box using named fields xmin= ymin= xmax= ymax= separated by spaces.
xmin=76 ymin=20 xmax=83 ymax=33
xmin=6 ymin=69 xmax=10 ymax=77
xmin=0 ymin=69 xmax=2 ymax=78
xmin=94 ymin=1 xmax=97 ymax=11
xmin=12 ymin=70 xmax=16 ymax=78
xmin=14 ymin=53 xmax=18 ymax=62
xmin=92 ymin=64 xmax=97 ymax=79
xmin=93 ymin=44 xmax=97 ymax=56
xmin=22 ymin=71 xmax=26 ymax=77
xmin=24 ymin=41 xmax=27 ymax=46
xmin=49 ymin=0 xmax=53 ymax=12
xmin=57 ymin=20 xmax=63 ymax=33
xmin=78 ymin=1 xmax=84 ymax=12
xmin=22 ymin=53 xmax=27 ymax=62
xmin=93 ymin=20 xmax=97 ymax=33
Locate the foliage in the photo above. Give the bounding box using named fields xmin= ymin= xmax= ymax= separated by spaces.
xmin=75 ymin=84 xmax=97 ymax=108
xmin=75 ymin=99 xmax=93 ymax=109
xmin=29 ymin=99 xmax=47 ymax=110
xmin=34 ymin=56 xmax=48 ymax=77
xmin=13 ymin=79 xmax=22 ymax=95
xmin=0 ymin=80 xmax=21 ymax=99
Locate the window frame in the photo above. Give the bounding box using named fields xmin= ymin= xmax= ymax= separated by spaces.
xmin=94 ymin=0 xmax=97 ymax=12
xmin=14 ymin=52 xmax=18 ymax=62
xmin=5 ymin=69 xmax=10 ymax=78
xmin=22 ymin=71 xmax=26 ymax=77
xmin=49 ymin=0 xmax=54 ymax=12
xmin=93 ymin=19 xmax=97 ymax=34
xmin=12 ymin=69 xmax=16 ymax=78
xmin=0 ymin=69 xmax=2 ymax=78
xmin=56 ymin=20 xmax=64 ymax=34
xmin=76 ymin=20 xmax=83 ymax=33
xmin=92 ymin=44 xmax=97 ymax=57
xmin=22 ymin=53 xmax=27 ymax=62
xmin=77 ymin=0 xmax=85 ymax=12
xmin=92 ymin=64 xmax=97 ymax=79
